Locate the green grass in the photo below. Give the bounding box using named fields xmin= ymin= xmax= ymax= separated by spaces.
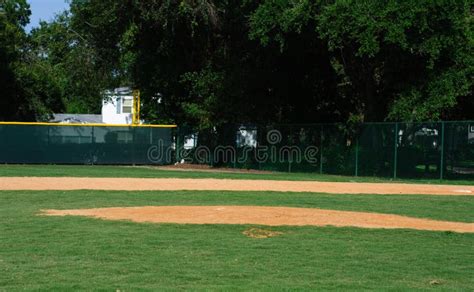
xmin=1 ymin=190 xmax=473 ymax=290
xmin=1 ymin=164 xmax=473 ymax=185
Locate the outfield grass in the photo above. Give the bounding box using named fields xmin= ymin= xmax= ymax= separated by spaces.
xmin=1 ymin=164 xmax=473 ymax=185
xmin=1 ymin=190 xmax=473 ymax=289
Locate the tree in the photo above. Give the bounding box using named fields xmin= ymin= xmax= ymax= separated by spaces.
xmin=68 ymin=0 xmax=244 ymax=127
xmin=0 ymin=0 xmax=34 ymax=120
xmin=23 ymin=0 xmax=471 ymax=125
xmin=29 ymin=12 xmax=112 ymax=114
xmin=0 ymin=0 xmax=65 ymax=121
xmin=250 ymin=0 xmax=473 ymax=122
xmin=68 ymin=0 xmax=340 ymax=127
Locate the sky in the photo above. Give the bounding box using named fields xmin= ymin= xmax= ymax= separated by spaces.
xmin=26 ymin=0 xmax=70 ymax=31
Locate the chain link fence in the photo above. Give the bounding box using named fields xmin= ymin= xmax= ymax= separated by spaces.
xmin=177 ymin=121 xmax=474 ymax=180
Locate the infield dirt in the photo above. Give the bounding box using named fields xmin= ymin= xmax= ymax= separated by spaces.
xmin=1 ymin=177 xmax=473 ymax=195
xmin=43 ymin=206 xmax=474 ymax=233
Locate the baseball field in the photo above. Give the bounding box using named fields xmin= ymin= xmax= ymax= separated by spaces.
xmin=1 ymin=165 xmax=473 ymax=290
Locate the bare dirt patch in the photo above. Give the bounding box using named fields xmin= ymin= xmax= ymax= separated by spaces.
xmin=42 ymin=206 xmax=474 ymax=233
xmin=1 ymin=177 xmax=473 ymax=195
xmin=242 ymin=227 xmax=283 ymax=238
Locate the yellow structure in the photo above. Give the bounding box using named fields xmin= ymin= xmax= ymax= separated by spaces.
xmin=132 ymin=89 xmax=141 ymax=125
xmin=0 ymin=122 xmax=176 ymax=128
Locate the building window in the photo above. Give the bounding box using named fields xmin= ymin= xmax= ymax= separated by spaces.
xmin=116 ymin=97 xmax=122 ymax=114
xmin=122 ymin=98 xmax=132 ymax=114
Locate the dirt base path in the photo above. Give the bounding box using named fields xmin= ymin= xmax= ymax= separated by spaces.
xmin=1 ymin=177 xmax=473 ymax=195
xmin=43 ymin=206 xmax=474 ymax=233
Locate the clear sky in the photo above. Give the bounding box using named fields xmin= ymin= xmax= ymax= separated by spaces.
xmin=26 ymin=0 xmax=70 ymax=31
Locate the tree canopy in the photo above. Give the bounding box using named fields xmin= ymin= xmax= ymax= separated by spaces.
xmin=0 ymin=0 xmax=472 ymax=126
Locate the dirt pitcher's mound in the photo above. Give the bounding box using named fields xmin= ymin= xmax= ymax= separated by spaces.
xmin=42 ymin=206 xmax=474 ymax=233
xmin=2 ymin=177 xmax=474 ymax=195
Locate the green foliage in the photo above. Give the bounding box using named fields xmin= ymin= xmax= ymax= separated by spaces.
xmin=0 ymin=0 xmax=62 ymax=121
xmin=0 ymin=0 xmax=32 ymax=120
xmin=180 ymin=67 xmax=225 ymax=128
xmin=0 ymin=0 xmax=472 ymax=123
xmin=249 ymin=0 xmax=316 ymax=49
xmin=250 ymin=0 xmax=473 ymax=122
xmin=0 ymin=0 xmax=106 ymax=120
xmin=29 ymin=12 xmax=114 ymax=114
xmin=319 ymin=0 xmax=473 ymax=121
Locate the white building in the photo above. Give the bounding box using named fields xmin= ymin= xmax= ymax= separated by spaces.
xmin=52 ymin=87 xmax=137 ymax=125
xmin=102 ymin=87 xmax=135 ymax=124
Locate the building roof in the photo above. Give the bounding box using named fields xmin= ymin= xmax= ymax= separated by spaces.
xmin=104 ymin=87 xmax=133 ymax=96
xmin=51 ymin=114 xmax=103 ymax=124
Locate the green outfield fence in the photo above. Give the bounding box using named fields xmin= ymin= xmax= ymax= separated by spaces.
xmin=1 ymin=121 xmax=473 ymax=180
xmin=0 ymin=122 xmax=175 ymax=165
xmin=177 ymin=121 xmax=474 ymax=180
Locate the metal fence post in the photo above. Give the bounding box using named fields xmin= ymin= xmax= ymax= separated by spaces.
xmin=440 ymin=121 xmax=445 ymax=180
xmin=319 ymin=125 xmax=323 ymax=174
xmin=288 ymin=126 xmax=292 ymax=173
xmin=91 ymin=126 xmax=95 ymax=165
xmin=355 ymin=136 xmax=359 ymax=177
xmin=175 ymin=128 xmax=181 ymax=163
xmin=232 ymin=127 xmax=236 ymax=169
xmin=132 ymin=126 xmax=136 ymax=166
xmin=393 ymin=123 xmax=398 ymax=179
xmin=91 ymin=126 xmax=95 ymax=144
